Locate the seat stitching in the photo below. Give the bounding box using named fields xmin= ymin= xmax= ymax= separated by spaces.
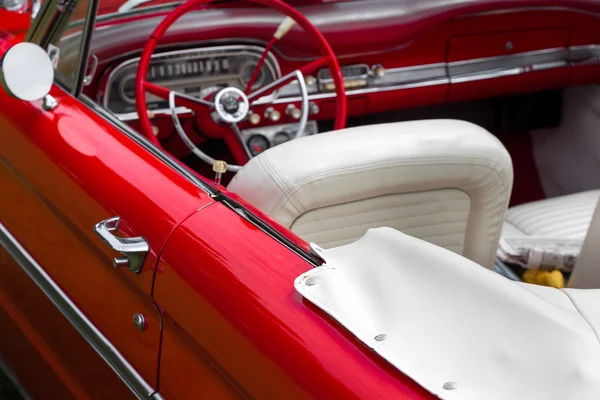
xmin=258 ymin=155 xmax=303 ymax=217
xmin=561 ymin=290 xmax=600 ymax=347
xmin=273 ymin=158 xmax=510 ymax=217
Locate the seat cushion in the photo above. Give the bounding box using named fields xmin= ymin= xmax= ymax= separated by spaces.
xmin=503 ymin=190 xmax=600 ymax=239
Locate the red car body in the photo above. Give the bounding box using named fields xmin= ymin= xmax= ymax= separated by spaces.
xmin=1 ymin=0 xmax=600 ymax=399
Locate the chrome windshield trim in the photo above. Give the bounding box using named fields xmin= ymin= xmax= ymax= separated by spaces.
xmin=0 ymin=222 xmax=159 ymax=400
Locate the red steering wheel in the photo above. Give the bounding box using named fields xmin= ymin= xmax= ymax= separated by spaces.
xmin=135 ymin=0 xmax=347 ymax=171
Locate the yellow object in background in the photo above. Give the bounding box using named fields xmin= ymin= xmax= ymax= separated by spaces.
xmin=523 ymin=269 xmax=565 ymax=289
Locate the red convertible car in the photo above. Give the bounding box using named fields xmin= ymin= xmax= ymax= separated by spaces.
xmin=1 ymin=0 xmax=600 ymax=399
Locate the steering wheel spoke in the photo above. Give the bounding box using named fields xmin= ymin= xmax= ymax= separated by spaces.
xmin=144 ymin=81 xmax=214 ymax=111
xmin=247 ymin=56 xmax=330 ymax=104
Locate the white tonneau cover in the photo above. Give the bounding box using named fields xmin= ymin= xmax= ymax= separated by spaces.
xmin=294 ymin=228 xmax=600 ymax=400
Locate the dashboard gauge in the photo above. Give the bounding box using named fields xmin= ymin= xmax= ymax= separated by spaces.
xmin=118 ymin=73 xmax=136 ymax=104
xmin=239 ymin=61 xmax=265 ymax=89
xmin=247 ymin=134 xmax=270 ymax=156
xmin=273 ymin=131 xmax=292 ymax=146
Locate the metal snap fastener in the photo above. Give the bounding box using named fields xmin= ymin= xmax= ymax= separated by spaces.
xmin=505 ymin=41 xmax=514 ymax=50
xmin=443 ymin=381 xmax=458 ymax=390
xmin=374 ymin=334 xmax=387 ymax=341
xmin=305 ymin=278 xmax=317 ymax=286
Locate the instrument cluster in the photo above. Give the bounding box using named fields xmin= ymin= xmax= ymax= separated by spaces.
xmin=103 ymin=45 xmax=281 ymax=119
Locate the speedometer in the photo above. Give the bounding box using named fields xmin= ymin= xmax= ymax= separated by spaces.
xmin=118 ymin=73 xmax=136 ymax=104
xmin=239 ymin=61 xmax=265 ymax=89
xmin=105 ymin=45 xmax=280 ymax=118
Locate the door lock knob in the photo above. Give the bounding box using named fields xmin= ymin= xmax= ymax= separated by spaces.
xmin=113 ymin=256 xmax=130 ymax=269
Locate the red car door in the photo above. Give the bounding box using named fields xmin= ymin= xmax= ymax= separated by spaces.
xmin=0 ymin=8 xmax=214 ymax=399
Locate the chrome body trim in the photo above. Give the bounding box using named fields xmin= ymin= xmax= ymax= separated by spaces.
xmin=104 ymin=44 xmax=281 ymax=119
xmin=0 ymin=357 xmax=33 ymax=400
xmin=0 ymin=222 xmax=158 ymax=400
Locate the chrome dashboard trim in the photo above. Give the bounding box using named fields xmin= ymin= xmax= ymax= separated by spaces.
xmin=267 ymin=46 xmax=599 ymax=104
xmin=448 ymin=48 xmax=569 ymax=83
xmin=106 ymin=45 xmax=600 ymax=121
xmin=569 ymin=44 xmax=600 ymax=65
xmin=103 ymin=44 xmax=281 ymax=119
xmin=0 ymin=221 xmax=159 ymax=400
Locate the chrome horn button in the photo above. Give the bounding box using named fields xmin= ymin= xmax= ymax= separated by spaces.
xmin=214 ymin=87 xmax=249 ymax=124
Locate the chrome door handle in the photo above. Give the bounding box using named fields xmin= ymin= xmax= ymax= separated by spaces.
xmin=94 ymin=216 xmax=149 ymax=274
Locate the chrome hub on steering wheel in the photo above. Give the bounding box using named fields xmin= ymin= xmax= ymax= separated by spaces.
xmin=214 ymin=87 xmax=249 ymax=124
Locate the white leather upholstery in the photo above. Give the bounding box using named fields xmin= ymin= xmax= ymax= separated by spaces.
xmin=502 ymin=190 xmax=600 ymax=239
xmin=228 ymin=120 xmax=513 ymax=269
xmin=295 ymin=228 xmax=600 ymax=400
xmin=569 ymin=199 xmax=600 ymax=288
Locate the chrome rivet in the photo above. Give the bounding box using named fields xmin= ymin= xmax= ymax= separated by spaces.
xmin=374 ymin=334 xmax=387 ymax=341
xmin=305 ymin=278 xmax=317 ymax=286
xmin=133 ymin=313 xmax=146 ymax=331
xmin=505 ymin=41 xmax=514 ymax=51
xmin=443 ymin=381 xmax=458 ymax=390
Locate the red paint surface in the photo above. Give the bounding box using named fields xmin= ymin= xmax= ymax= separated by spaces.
xmin=3 ymin=2 xmax=600 ymax=398
xmin=154 ymin=202 xmax=435 ymax=399
xmin=0 ymin=76 xmax=212 ymax=393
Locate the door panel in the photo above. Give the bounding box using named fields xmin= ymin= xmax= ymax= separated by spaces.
xmin=0 ymin=246 xmax=135 ymax=400
xmin=154 ymin=203 xmax=432 ymax=399
xmin=0 ymin=83 xmax=213 ymax=394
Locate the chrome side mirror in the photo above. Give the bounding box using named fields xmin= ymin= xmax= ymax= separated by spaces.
xmin=1 ymin=0 xmax=28 ymax=12
xmin=0 ymin=42 xmax=53 ymax=101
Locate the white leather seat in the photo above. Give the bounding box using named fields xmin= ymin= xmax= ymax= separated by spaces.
xmin=228 ymin=119 xmax=513 ymax=269
xmin=570 ymin=198 xmax=600 ymax=288
xmin=502 ymin=190 xmax=600 ymax=239
xmin=499 ymin=190 xmax=600 ymax=288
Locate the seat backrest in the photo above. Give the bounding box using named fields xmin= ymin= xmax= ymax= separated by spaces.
xmin=228 ymin=120 xmax=513 ymax=269
xmin=569 ymin=199 xmax=600 ymax=288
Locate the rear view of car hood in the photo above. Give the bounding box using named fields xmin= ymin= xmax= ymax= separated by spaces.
xmin=295 ymin=227 xmax=600 ymax=400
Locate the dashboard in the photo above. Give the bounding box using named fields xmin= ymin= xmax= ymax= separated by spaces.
xmin=104 ymin=45 xmax=281 ymax=117
xmin=86 ymin=0 xmax=600 ymax=159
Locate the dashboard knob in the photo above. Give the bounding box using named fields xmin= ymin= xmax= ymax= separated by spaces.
xmin=286 ymin=105 xmax=302 ymax=120
xmin=373 ymin=65 xmax=386 ymax=78
xmin=265 ymin=107 xmax=281 ymax=122
xmin=309 ymin=102 xmax=320 ymax=115
xmin=305 ymin=75 xmax=317 ymax=86
xmin=248 ymin=112 xmax=261 ymax=125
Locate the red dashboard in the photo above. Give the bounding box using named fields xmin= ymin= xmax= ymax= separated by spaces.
xmin=82 ymin=0 xmax=600 ymax=155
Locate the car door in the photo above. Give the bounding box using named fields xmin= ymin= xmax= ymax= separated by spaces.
xmin=0 ymin=1 xmax=214 ymax=397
